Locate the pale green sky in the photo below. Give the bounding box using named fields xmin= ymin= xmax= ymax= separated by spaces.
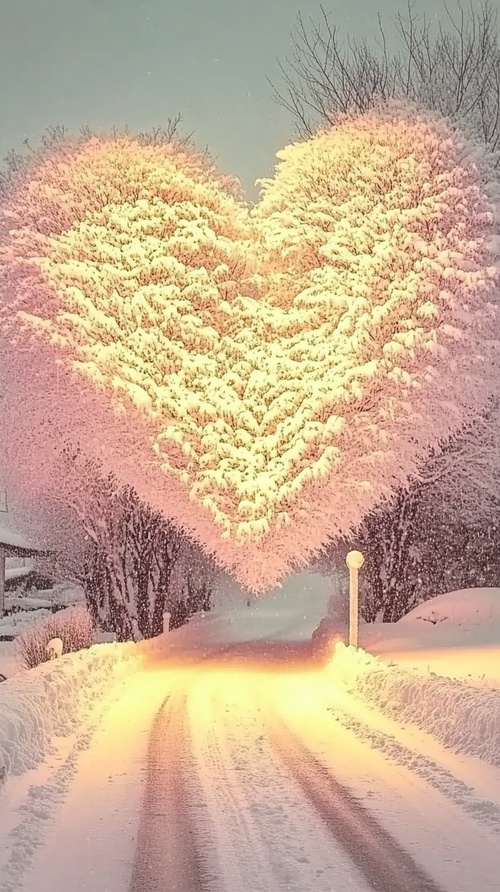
xmin=0 ymin=0 xmax=475 ymax=196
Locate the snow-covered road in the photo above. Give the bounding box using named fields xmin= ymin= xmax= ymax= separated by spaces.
xmin=4 ymin=644 xmax=499 ymax=892
xmin=3 ymin=574 xmax=500 ymax=892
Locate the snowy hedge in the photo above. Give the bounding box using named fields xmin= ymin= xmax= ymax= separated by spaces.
xmin=0 ymin=642 xmax=141 ymax=780
xmin=332 ymin=643 xmax=500 ymax=768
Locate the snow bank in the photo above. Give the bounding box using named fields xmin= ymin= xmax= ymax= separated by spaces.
xmin=358 ymin=588 xmax=500 ymax=683
xmin=331 ymin=643 xmax=500 ymax=768
xmin=400 ymin=587 xmax=500 ymax=626
xmin=0 ymin=642 xmax=141 ymax=780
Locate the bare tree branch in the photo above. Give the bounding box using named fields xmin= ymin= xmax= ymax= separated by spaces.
xmin=273 ymin=1 xmax=500 ymax=163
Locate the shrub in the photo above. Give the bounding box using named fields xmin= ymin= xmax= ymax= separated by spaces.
xmin=5 ymin=571 xmax=54 ymax=593
xmin=15 ymin=606 xmax=95 ymax=670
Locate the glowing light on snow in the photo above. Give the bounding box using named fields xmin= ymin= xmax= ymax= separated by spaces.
xmin=1 ymin=101 xmax=499 ymax=591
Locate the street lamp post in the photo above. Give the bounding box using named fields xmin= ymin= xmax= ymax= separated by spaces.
xmin=346 ymin=550 xmax=365 ymax=648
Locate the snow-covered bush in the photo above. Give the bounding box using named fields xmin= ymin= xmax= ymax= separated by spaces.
xmin=15 ymin=606 xmax=94 ymax=669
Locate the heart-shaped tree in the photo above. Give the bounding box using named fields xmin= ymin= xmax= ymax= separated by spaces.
xmin=1 ymin=100 xmax=499 ymax=591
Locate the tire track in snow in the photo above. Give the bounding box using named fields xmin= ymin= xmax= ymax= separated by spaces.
xmin=129 ymin=688 xmax=206 ymax=892
xmin=271 ymin=671 xmax=500 ymax=892
xmin=329 ymin=707 xmax=500 ymax=833
xmin=187 ymin=670 xmax=370 ymax=892
xmin=194 ymin=702 xmax=281 ymax=891
xmin=267 ymin=710 xmax=445 ymax=892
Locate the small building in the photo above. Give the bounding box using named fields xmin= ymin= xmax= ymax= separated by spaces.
xmin=0 ymin=527 xmax=52 ymax=617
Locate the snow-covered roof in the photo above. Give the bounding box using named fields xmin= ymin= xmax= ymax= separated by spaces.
xmin=0 ymin=525 xmax=49 ymax=554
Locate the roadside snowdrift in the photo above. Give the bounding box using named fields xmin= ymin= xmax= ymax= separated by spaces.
xmin=332 ymin=586 xmax=500 ymax=769
xmin=0 ymin=642 xmax=141 ymax=779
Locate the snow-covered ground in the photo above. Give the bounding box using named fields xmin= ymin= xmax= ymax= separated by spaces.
xmin=1 ymin=575 xmax=499 ymax=891
xmin=149 ymin=569 xmax=336 ymax=658
xmin=323 ymin=588 xmax=500 ymax=772
xmin=0 ymin=639 xmax=144 ymax=891
xmin=363 ymin=587 xmax=500 ymax=683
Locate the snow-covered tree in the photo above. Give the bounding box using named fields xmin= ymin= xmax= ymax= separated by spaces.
xmin=3 ymin=440 xmax=188 ymax=641
xmin=315 ymin=403 xmax=500 ymax=623
xmin=81 ymin=482 xmax=187 ymax=642
xmin=420 ymin=400 xmax=500 ymax=522
xmin=273 ymin=6 xmax=500 ymax=609
xmin=1 ymin=102 xmax=499 ymax=592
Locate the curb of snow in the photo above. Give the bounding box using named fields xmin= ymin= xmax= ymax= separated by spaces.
xmin=0 ymin=642 xmax=141 ymax=780
xmin=331 ymin=643 xmax=500 ymax=768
